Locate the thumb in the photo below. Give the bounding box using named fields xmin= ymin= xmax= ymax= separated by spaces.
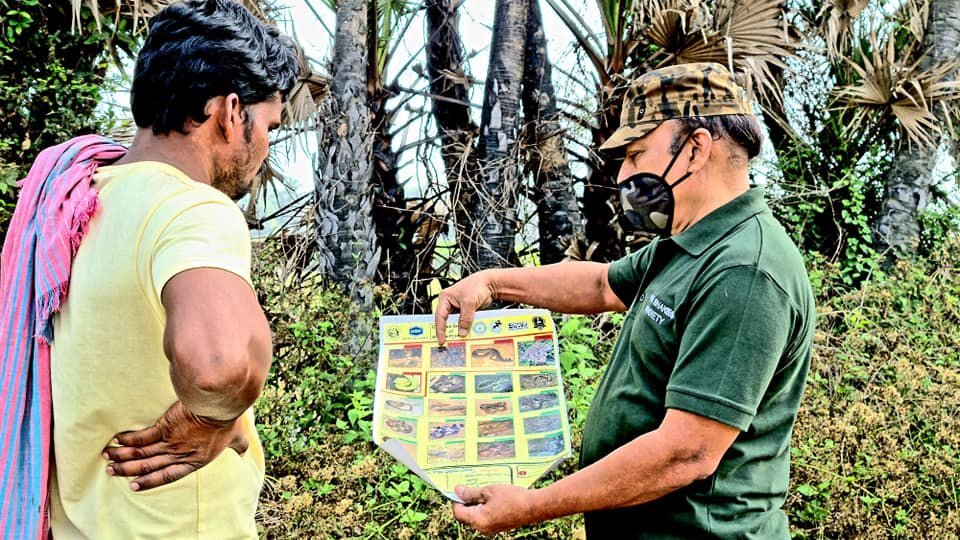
xmin=455 ymin=484 xmax=484 ymax=504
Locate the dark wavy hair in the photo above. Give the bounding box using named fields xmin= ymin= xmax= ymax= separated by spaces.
xmin=131 ymin=0 xmax=300 ymax=135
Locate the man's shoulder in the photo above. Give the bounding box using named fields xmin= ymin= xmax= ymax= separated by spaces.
xmin=127 ymin=173 xmax=246 ymax=252
xmin=698 ymin=213 xmax=813 ymax=309
xmin=98 ymin=161 xmax=234 ymax=205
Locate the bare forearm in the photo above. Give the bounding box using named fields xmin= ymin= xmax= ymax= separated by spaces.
xmin=486 ymin=262 xmax=625 ymax=314
xmin=530 ymin=430 xmax=708 ymax=521
xmin=451 ymin=411 xmax=737 ymax=534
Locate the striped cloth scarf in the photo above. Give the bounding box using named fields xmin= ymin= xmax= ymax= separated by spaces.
xmin=0 ymin=135 xmax=126 ymax=539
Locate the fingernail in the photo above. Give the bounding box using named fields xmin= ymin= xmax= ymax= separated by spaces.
xmin=459 ymin=329 xmax=468 ymax=337
xmin=106 ymin=466 xmax=114 ymax=476
xmin=102 ymin=452 xmax=109 ymax=460
xmin=111 ymin=438 xmax=119 ymax=446
xmin=130 ymin=482 xmax=140 ymax=491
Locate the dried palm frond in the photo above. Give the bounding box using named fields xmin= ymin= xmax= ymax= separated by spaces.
xmin=833 ymin=30 xmax=960 ymax=148
xmin=639 ymin=0 xmax=798 ymax=123
xmin=283 ymin=54 xmax=330 ymax=129
xmin=817 ymin=0 xmax=870 ymax=57
xmin=107 ymin=119 xmax=137 ymax=146
xmin=896 ymin=0 xmax=929 ymax=44
xmin=72 ymin=0 xmax=271 ymax=35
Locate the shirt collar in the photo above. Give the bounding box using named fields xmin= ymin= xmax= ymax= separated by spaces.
xmin=669 ymin=187 xmax=770 ymax=256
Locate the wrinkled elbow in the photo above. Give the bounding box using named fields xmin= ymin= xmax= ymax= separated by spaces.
xmin=188 ymin=352 xmax=255 ymax=395
xmin=168 ymin=331 xmax=272 ymax=418
xmin=692 ymin=457 xmax=720 ymax=482
xmin=671 ymin=444 xmax=722 ymax=485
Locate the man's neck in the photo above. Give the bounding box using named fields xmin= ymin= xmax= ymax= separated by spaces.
xmin=672 ymin=170 xmax=750 ymax=235
xmin=113 ymin=129 xmax=214 ymax=185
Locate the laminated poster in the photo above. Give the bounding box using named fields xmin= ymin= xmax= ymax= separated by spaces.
xmin=373 ymin=309 xmax=572 ymax=502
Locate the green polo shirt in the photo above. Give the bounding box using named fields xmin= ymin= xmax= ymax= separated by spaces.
xmin=580 ymin=188 xmax=815 ymax=539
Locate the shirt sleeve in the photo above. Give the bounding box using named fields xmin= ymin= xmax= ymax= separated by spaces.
xmin=607 ymin=242 xmax=657 ymax=307
xmin=664 ymin=265 xmax=793 ymax=430
xmin=149 ymin=199 xmax=253 ymax=304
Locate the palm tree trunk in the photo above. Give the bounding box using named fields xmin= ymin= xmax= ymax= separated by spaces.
xmin=314 ymin=0 xmax=379 ymax=305
xmin=370 ymin=86 xmax=407 ymax=287
xmin=522 ymin=0 xmax=583 ymax=264
xmin=874 ymin=0 xmax=960 ymax=259
xmin=581 ymin=77 xmax=628 ymax=262
xmin=425 ymin=0 xmax=481 ymax=292
xmin=462 ymin=0 xmax=529 ymax=273
xmin=426 ymin=0 xmax=477 ymax=171
xmin=366 ymin=0 xmax=413 ymax=300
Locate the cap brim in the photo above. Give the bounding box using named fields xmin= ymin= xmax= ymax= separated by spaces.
xmin=598 ymin=123 xmax=659 ymax=152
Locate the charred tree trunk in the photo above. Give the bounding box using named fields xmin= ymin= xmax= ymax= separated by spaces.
xmin=426 ymin=0 xmax=488 ymax=280
xmin=426 ymin=0 xmax=477 ymax=173
xmin=581 ymin=76 xmax=628 ymax=261
xmin=314 ymin=0 xmax=378 ymax=305
xmin=874 ymin=0 xmax=960 ymax=260
xmin=522 ymin=0 xmax=583 ymax=264
xmin=366 ymin=0 xmax=411 ymax=304
xmin=462 ymin=0 xmax=529 ymax=273
xmin=369 ymin=85 xmax=408 ymax=289
xmin=425 ymin=0 xmax=479 ymax=296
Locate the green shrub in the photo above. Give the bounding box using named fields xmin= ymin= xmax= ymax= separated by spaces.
xmin=253 ymin=238 xmax=960 ymax=538
xmin=919 ymin=203 xmax=960 ymax=258
xmin=789 ymin=239 xmax=960 ymax=538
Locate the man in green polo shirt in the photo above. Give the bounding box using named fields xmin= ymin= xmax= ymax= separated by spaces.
xmin=433 ymin=62 xmax=815 ymax=538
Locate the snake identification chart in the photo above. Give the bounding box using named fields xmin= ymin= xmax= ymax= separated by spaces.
xmin=373 ymin=309 xmax=572 ymax=501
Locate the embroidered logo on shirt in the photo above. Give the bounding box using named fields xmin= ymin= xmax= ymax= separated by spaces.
xmin=644 ymin=294 xmax=676 ymax=325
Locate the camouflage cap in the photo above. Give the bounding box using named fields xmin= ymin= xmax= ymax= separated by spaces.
xmin=599 ymin=62 xmax=754 ymax=151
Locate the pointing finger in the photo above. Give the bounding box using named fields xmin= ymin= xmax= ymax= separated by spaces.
xmin=434 ymin=296 xmax=454 ymax=346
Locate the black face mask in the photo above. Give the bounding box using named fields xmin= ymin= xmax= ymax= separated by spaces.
xmin=617 ymin=134 xmax=693 ymax=238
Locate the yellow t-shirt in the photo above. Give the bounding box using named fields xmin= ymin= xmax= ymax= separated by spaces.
xmin=50 ymin=162 xmax=264 ymax=539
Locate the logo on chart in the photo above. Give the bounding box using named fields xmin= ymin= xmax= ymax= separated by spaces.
xmin=472 ymin=322 xmax=487 ymax=335
xmin=409 ymin=326 xmax=424 ymax=337
xmin=508 ymin=321 xmax=529 ymax=331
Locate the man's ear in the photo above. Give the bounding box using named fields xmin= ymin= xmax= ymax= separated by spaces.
xmin=203 ymin=93 xmax=243 ymax=143
xmin=687 ymin=127 xmax=712 ymax=174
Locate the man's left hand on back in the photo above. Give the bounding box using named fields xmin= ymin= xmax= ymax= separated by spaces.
xmin=102 ymin=400 xmax=248 ymax=491
xmin=452 ymin=484 xmax=543 ymax=535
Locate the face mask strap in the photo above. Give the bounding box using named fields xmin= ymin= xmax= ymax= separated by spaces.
xmin=661 ymin=129 xmax=694 ymax=187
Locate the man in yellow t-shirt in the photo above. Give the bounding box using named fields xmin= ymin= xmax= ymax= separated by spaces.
xmin=48 ymin=1 xmax=299 ymax=537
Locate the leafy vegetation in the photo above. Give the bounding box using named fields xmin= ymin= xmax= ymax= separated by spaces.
xmin=0 ymin=0 xmax=128 ymax=239
xmin=252 ymin=233 xmax=960 ymax=538
xmin=1 ymin=0 xmax=957 ymax=537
